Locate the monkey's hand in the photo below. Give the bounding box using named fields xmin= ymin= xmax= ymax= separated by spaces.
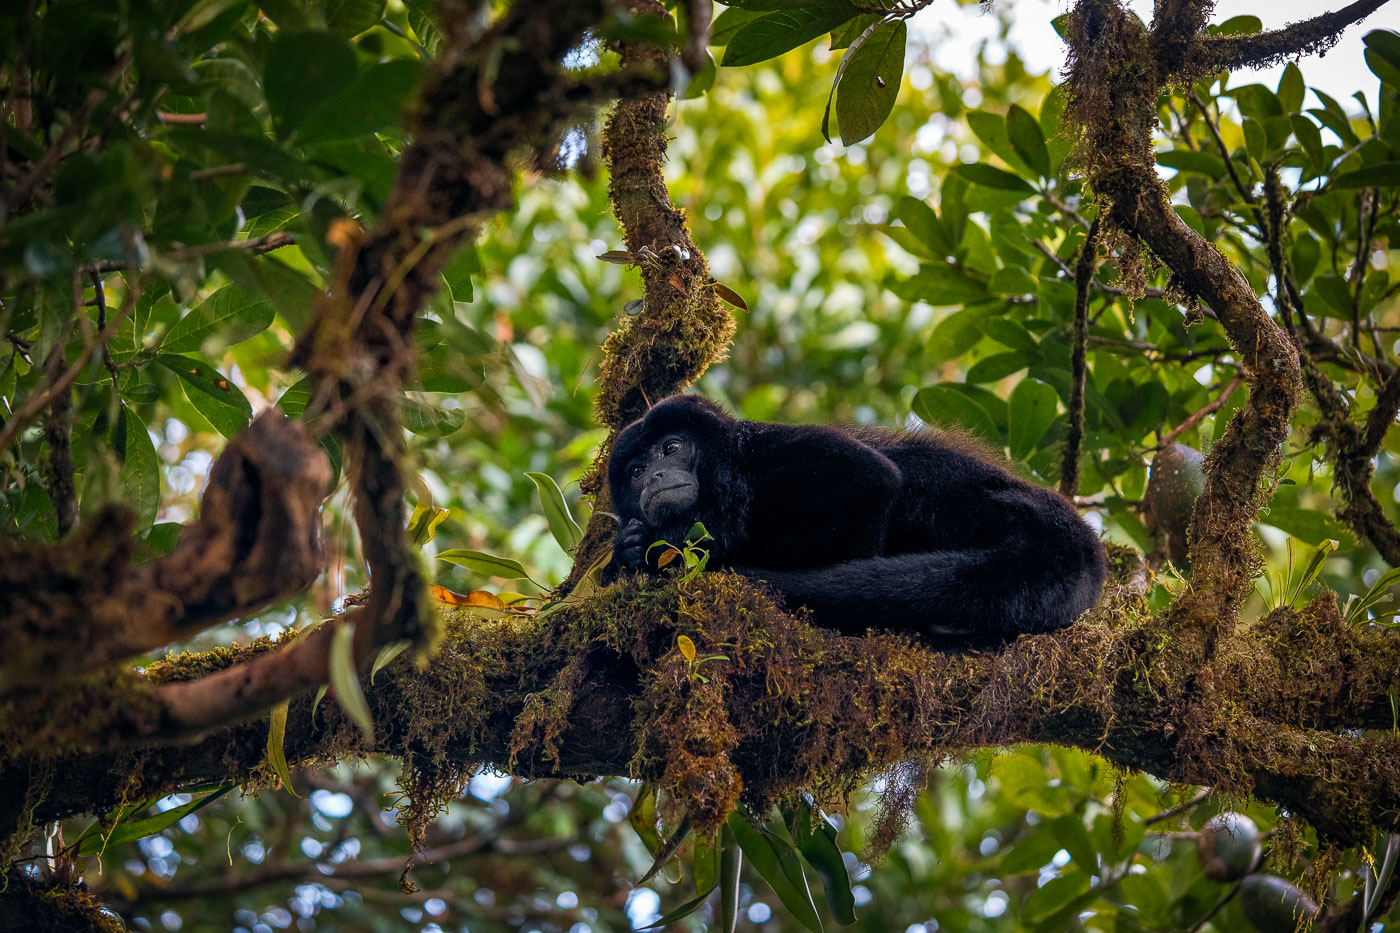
xmin=616 ymin=518 xmax=654 ymax=571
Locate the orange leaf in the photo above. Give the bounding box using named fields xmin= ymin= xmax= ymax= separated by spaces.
xmin=430 ymin=585 xmax=508 ymax=609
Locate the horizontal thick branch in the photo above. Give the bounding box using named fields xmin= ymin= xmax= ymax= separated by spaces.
xmin=5 ymin=568 xmax=1398 ymax=847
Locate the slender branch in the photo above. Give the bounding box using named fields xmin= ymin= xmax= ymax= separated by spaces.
xmin=1185 ymin=0 xmax=1393 ymax=75
xmin=1160 ymin=375 xmax=1245 ymax=447
xmin=78 ymin=231 xmax=295 ymax=274
xmin=1060 ymin=216 xmax=1101 ymax=498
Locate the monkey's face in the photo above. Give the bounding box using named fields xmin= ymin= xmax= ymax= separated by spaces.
xmin=625 ymin=433 xmax=700 ymax=524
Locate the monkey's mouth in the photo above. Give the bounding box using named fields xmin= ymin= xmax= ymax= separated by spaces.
xmin=641 ymin=481 xmax=697 ymax=516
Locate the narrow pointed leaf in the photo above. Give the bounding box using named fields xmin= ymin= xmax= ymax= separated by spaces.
xmin=728 ymin=810 xmax=823 ymax=933
xmin=527 ymin=471 xmax=583 ymax=551
xmin=266 ymin=700 xmax=298 ymax=796
xmin=329 ymin=622 xmax=374 ymax=744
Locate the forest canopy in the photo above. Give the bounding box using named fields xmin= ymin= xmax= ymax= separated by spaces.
xmin=2 ymin=0 xmax=1400 ymax=930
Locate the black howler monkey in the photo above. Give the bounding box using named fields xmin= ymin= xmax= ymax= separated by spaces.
xmin=608 ymin=395 xmax=1106 ymax=642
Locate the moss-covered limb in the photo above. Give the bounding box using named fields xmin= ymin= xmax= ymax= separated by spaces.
xmin=592 ymin=0 xmax=735 ymax=432
xmin=1239 ymin=719 xmax=1400 ymax=844
xmin=1059 ymin=215 xmax=1101 ymax=498
xmin=1296 ymin=345 xmax=1400 ymax=565
xmin=1184 ymin=0 xmax=1391 ymax=76
xmin=1064 ymin=1 xmax=1300 ymax=620
xmin=1217 ymin=602 xmax=1400 ymax=733
xmin=0 ymin=415 xmax=329 ymax=702
xmin=10 ymin=564 xmax=1400 ymax=847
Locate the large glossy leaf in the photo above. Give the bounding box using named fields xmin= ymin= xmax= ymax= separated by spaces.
xmin=160 ymin=285 xmax=274 ymax=354
xmin=76 ymin=785 xmax=234 ymax=857
xmin=913 ymin=385 xmax=1001 ymax=445
xmin=722 ymin=5 xmax=857 ymax=67
xmin=1006 ymin=104 xmax=1050 ymax=178
xmin=728 ymin=811 xmax=823 ymax=933
xmin=116 ymin=405 xmax=160 ymax=528
xmin=526 ymin=471 xmax=583 ymax=551
xmin=953 ymin=163 xmax=1036 ymax=194
xmin=1007 ymin=378 xmax=1059 ymax=460
xmin=793 ymin=800 xmax=856 ymax=925
xmin=833 ymin=19 xmax=905 ymax=145
xmin=155 ymin=354 xmax=252 ymax=437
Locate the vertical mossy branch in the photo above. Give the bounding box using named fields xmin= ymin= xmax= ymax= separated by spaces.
xmin=565 ymin=0 xmax=733 ymax=590
xmin=1064 ymin=0 xmax=1301 ymax=623
xmin=592 ymin=0 xmax=734 ymax=433
xmin=1060 ymin=216 xmax=1101 ymax=498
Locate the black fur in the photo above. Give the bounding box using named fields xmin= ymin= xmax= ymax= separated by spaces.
xmin=608 ymin=395 xmax=1107 ymax=643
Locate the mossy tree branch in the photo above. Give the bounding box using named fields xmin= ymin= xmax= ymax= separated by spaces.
xmin=1185 ymin=0 xmax=1393 ymax=75
xmin=1065 ymin=0 xmax=1302 ymax=626
xmin=5 ymin=559 xmax=1400 ymax=848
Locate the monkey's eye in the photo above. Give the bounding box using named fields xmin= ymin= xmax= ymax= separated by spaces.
xmin=663 ymin=440 xmax=680 ymax=455
xmin=630 ymin=464 xmax=645 ymax=479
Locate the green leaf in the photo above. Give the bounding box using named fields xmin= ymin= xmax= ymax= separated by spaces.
xmin=526 ymin=471 xmax=583 ymax=552
xmin=117 ymin=405 xmax=160 ymax=528
xmin=891 ymin=264 xmax=986 ymax=306
xmin=722 ymin=5 xmax=857 ymax=67
xmin=982 ymin=319 xmax=1039 ymax=354
xmin=264 ymin=31 xmax=358 ymax=138
xmin=710 ymin=7 xmax=763 ymax=46
xmin=1007 ymin=378 xmax=1059 ymax=460
xmin=299 ymin=60 xmax=423 ymax=143
xmin=1290 ymin=232 xmax=1321 ymax=285
xmin=329 ymin=621 xmax=374 ymax=744
xmin=895 ymin=196 xmax=952 ymax=255
xmin=160 ymin=285 xmax=275 ymax=354
xmin=1366 ymin=45 xmax=1400 ymax=90
xmin=1024 ymin=871 xmax=1092 ymax=922
xmin=370 ymin=639 xmax=411 ymax=684
xmin=721 ymin=822 xmax=742 ymax=933
xmin=694 ymin=833 xmax=720 ymax=896
xmin=76 ymin=786 xmax=234 ymax=857
xmin=793 ymin=800 xmax=856 ymax=925
xmin=728 ymin=811 xmax=823 ymax=933
xmin=1261 ymin=506 xmax=1354 ymax=548
xmin=966 ymin=351 xmax=1030 ymax=383
xmin=988 ymin=267 xmax=1038 ymax=296
xmin=266 ymin=700 xmax=298 ymax=796
xmin=436 ymin=549 xmax=532 ymax=580
xmin=1006 ymin=104 xmax=1050 ymax=178
xmin=155 ymin=354 xmax=252 ymax=437
xmin=441 ymin=244 xmax=478 ymax=304
xmin=914 ymin=385 xmax=1001 ymax=445
xmin=406 ymin=500 xmax=449 ymax=548
xmin=1287 ymin=108 xmax=1322 ymax=155
xmin=833 ymin=19 xmax=905 ymax=145
xmin=635 ymin=890 xmax=717 ymax=930
xmin=952 ymin=163 xmax=1036 ymax=194
xmin=925 ymin=306 xmax=990 ymax=363
xmin=402 ymin=397 xmax=466 ymax=437
xmin=1156 ymin=149 xmax=1226 ymax=178
xmin=324 ymin=0 xmax=386 ymax=37
xmin=829 ymin=12 xmax=880 ymax=49
xmin=1333 ymin=161 xmax=1400 ymax=189
xmin=1277 ymin=62 xmax=1305 ymax=112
